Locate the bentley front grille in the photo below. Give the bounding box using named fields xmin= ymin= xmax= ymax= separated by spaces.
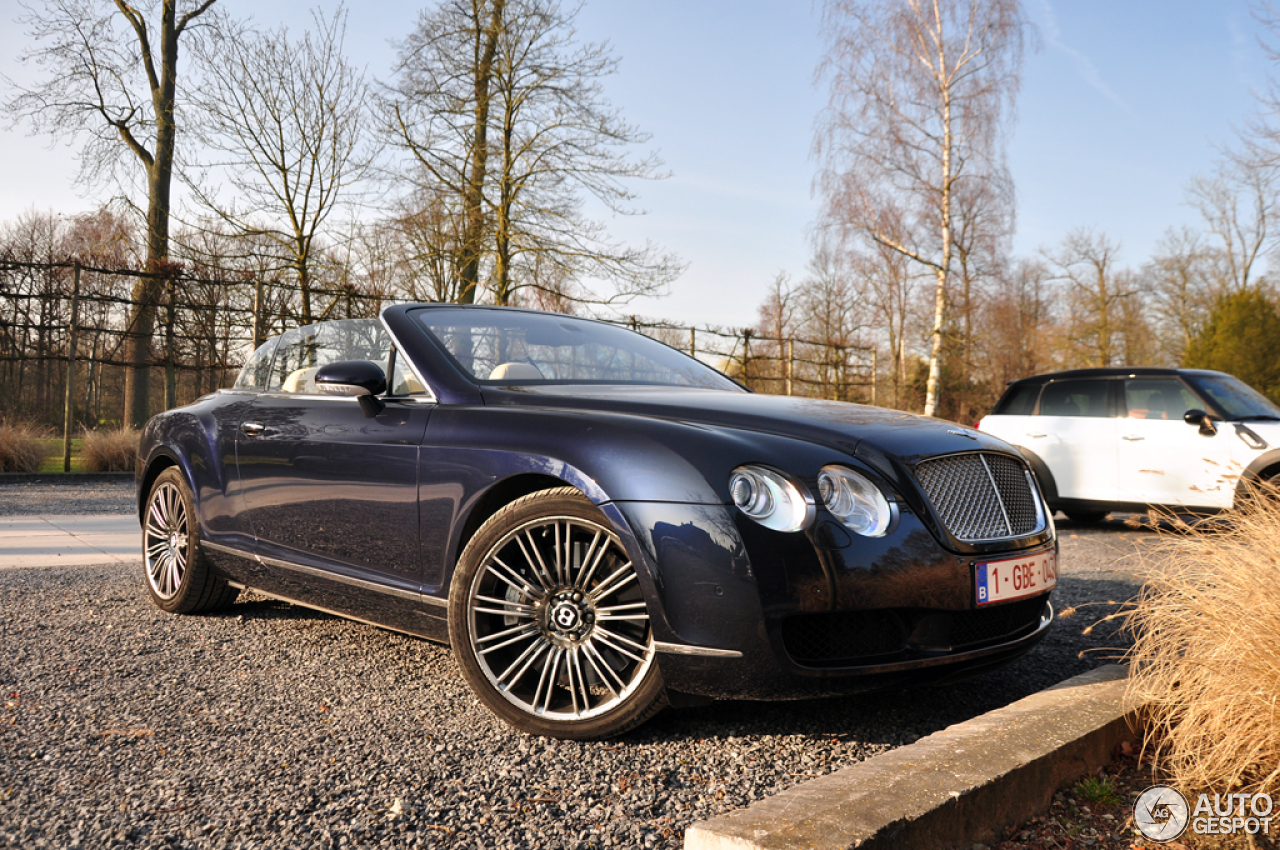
xmin=913 ymin=452 xmax=1043 ymax=542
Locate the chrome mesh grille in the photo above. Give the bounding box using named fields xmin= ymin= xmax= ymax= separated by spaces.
xmin=913 ymin=453 xmax=1041 ymax=541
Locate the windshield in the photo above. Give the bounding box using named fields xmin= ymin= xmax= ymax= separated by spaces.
xmin=413 ymin=307 xmax=742 ymax=391
xmin=1184 ymin=373 xmax=1280 ymax=420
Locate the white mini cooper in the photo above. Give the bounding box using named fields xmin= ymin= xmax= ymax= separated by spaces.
xmin=978 ymin=368 xmax=1280 ymax=521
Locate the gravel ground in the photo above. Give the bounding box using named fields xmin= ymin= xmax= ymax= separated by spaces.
xmin=0 ymin=479 xmax=135 ymax=516
xmin=0 ymin=485 xmax=1150 ymax=849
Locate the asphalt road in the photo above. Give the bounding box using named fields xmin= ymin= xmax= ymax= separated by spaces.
xmin=0 ymin=482 xmax=1150 ymax=849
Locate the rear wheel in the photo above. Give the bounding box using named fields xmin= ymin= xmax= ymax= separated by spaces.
xmin=143 ymin=467 xmax=238 ymax=613
xmin=448 ymin=488 xmax=666 ymax=739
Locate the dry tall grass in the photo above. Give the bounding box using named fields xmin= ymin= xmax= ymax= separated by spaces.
xmin=0 ymin=422 xmax=50 ymax=472
xmin=1126 ymin=495 xmax=1280 ymax=796
xmin=81 ymin=426 xmax=139 ymax=472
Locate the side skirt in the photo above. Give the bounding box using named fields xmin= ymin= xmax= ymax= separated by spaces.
xmin=205 ymin=540 xmax=449 ymax=643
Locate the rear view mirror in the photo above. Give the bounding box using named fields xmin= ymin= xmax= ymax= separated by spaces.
xmin=315 ymin=360 xmax=387 ymax=418
xmin=1183 ymin=409 xmax=1218 ymax=436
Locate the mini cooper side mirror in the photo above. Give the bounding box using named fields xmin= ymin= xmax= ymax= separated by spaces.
xmin=1183 ymin=408 xmax=1218 ymax=436
xmin=315 ymin=360 xmax=387 ymax=418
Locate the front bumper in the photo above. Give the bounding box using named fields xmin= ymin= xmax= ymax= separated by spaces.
xmin=656 ymin=599 xmax=1052 ymax=700
xmin=611 ymin=499 xmax=1057 ymax=701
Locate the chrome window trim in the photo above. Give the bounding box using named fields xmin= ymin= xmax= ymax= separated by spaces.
xmin=203 ymin=541 xmax=446 ymax=608
xmin=379 ymin=310 xmax=439 ymax=403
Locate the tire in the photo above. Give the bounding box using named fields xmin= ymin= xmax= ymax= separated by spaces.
xmin=448 ymin=487 xmax=667 ymax=739
xmin=142 ymin=467 xmax=238 ymax=614
xmin=1065 ymin=509 xmax=1107 ymax=524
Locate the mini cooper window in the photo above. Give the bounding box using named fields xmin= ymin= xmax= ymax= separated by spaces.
xmin=1038 ymin=379 xmax=1109 ymax=417
xmin=1185 ymin=373 xmax=1280 ymax=420
xmin=1123 ymin=379 xmax=1198 ymax=420
xmin=994 ymin=383 xmax=1039 ymax=415
xmin=267 ymin=319 xmax=391 ymax=394
xmin=414 ymin=308 xmax=741 ymax=390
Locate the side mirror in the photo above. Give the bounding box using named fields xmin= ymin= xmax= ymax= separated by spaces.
xmin=1183 ymin=409 xmax=1218 ymax=436
xmin=315 ymin=360 xmax=387 ymax=418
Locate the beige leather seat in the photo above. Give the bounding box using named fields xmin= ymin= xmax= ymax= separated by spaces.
xmin=281 ymin=367 xmax=318 ymax=394
xmin=488 ymin=362 xmax=543 ymax=380
xmin=395 ymin=372 xmax=427 ymax=394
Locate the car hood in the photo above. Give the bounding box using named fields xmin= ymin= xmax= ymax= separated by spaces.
xmin=481 ymin=385 xmax=1014 ymax=462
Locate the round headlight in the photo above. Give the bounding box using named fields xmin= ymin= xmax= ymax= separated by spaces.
xmin=817 ymin=466 xmax=893 ymax=537
xmin=728 ymin=466 xmax=814 ymax=532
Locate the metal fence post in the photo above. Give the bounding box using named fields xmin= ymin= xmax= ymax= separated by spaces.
xmin=62 ymin=262 xmax=81 ymax=472
xmin=252 ymin=279 xmax=264 ymax=351
xmin=786 ymin=338 xmax=794 ymax=396
xmin=871 ymin=348 xmax=877 ymax=406
xmin=164 ymin=276 xmax=177 ymax=411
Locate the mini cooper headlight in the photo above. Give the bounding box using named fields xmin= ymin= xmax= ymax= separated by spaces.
xmin=728 ymin=465 xmax=815 ymax=532
xmin=817 ymin=466 xmax=893 ymax=537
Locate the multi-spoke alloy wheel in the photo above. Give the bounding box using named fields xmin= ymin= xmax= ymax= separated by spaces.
xmin=145 ymin=480 xmax=190 ymax=600
xmin=449 ymin=488 xmax=666 ymax=739
xmin=141 ymin=468 xmax=237 ymax=614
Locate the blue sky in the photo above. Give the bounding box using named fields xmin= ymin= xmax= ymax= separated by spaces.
xmin=0 ymin=0 xmax=1273 ymax=328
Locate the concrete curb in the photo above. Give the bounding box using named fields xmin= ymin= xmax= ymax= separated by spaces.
xmin=685 ymin=665 xmax=1139 ymax=850
xmin=0 ymin=472 xmax=134 ymax=484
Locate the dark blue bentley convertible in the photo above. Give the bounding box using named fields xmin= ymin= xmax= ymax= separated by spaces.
xmin=137 ymin=304 xmax=1058 ymax=738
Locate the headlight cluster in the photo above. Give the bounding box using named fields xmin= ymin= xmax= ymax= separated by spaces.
xmin=728 ymin=464 xmax=894 ymax=537
xmin=817 ymin=466 xmax=893 ymax=537
xmin=728 ymin=466 xmax=814 ymax=532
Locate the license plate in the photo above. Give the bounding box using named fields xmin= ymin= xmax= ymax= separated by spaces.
xmin=976 ymin=551 xmax=1056 ymax=605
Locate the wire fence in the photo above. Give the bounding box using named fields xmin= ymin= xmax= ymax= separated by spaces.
xmin=0 ymin=260 xmax=875 ymax=435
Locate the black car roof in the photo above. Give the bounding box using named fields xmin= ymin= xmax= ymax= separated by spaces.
xmin=1005 ymin=367 xmax=1227 ymax=386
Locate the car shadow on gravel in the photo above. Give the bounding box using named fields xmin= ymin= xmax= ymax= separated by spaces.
xmin=217 ymin=595 xmax=346 ymax=623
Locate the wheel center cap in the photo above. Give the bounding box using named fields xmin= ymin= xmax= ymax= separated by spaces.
xmin=552 ymin=602 xmax=580 ymax=630
xmin=169 ymin=532 xmax=180 ymax=549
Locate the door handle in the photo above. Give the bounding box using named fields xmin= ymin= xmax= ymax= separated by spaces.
xmin=241 ymin=421 xmax=266 ymax=437
xmin=1122 ymin=435 xmax=1144 ymax=441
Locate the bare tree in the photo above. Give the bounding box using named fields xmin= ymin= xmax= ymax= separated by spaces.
xmin=384 ymin=184 xmax=471 ymax=302
xmin=1046 ymin=229 xmax=1141 ymax=368
xmin=6 ymin=0 xmax=219 ymax=427
xmin=384 ymin=0 xmax=504 ymax=304
xmin=384 ymin=0 xmax=678 ymax=308
xmin=815 ymin=0 xmax=1026 ymax=416
xmin=1186 ymin=153 xmax=1278 ymax=294
xmin=948 ymin=166 xmax=1014 ymax=422
xmin=982 ymin=258 xmax=1060 ymax=384
xmin=842 ymin=233 xmax=919 ymax=409
xmin=1141 ymin=227 xmax=1220 ymax=365
xmin=189 ymin=7 xmax=373 ymax=325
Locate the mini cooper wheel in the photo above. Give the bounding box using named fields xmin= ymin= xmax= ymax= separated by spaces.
xmin=143 ymin=467 xmax=237 ymax=613
xmin=449 ymin=488 xmax=667 ymax=739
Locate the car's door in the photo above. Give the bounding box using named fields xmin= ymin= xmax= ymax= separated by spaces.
xmin=235 ymin=320 xmax=433 ymax=601
xmin=1030 ymin=378 xmax=1119 ymax=502
xmin=1116 ymin=377 xmax=1239 ymax=509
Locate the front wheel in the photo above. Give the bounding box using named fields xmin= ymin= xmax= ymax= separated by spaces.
xmin=142 ymin=467 xmax=238 ymax=613
xmin=448 ymin=488 xmax=667 ymax=739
